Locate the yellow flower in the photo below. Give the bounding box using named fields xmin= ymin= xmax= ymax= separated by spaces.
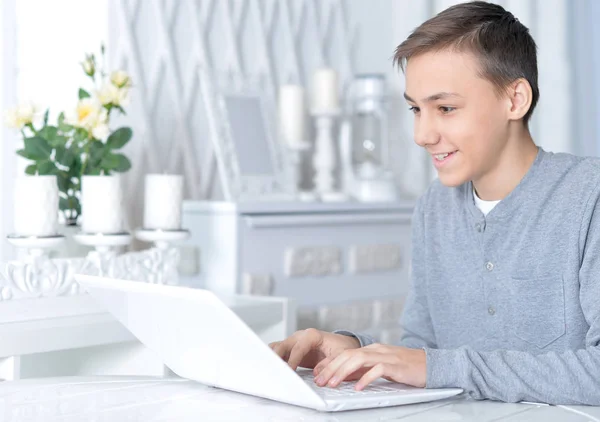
xmin=65 ymin=98 xmax=109 ymax=139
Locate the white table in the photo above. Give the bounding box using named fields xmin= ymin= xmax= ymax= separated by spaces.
xmin=0 ymin=294 xmax=295 ymax=381
xmin=0 ymin=376 xmax=598 ymax=422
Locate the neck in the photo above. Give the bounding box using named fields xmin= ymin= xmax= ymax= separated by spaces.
xmin=472 ymin=125 xmax=538 ymax=201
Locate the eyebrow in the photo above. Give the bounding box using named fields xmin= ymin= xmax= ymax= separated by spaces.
xmin=403 ymin=92 xmax=464 ymax=103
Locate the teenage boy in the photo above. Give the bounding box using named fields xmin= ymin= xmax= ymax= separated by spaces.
xmin=270 ymin=1 xmax=600 ymax=405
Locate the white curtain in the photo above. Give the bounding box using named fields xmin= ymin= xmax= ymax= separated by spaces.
xmin=570 ymin=0 xmax=600 ymax=157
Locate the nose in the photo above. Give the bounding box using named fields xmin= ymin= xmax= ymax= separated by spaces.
xmin=414 ymin=115 xmax=440 ymax=148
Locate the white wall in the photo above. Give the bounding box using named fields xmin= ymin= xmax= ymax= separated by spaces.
xmin=0 ymin=0 xmax=586 ymax=261
xmin=106 ymin=0 xmax=576 ymax=203
xmin=1 ymin=0 xmax=17 ymax=261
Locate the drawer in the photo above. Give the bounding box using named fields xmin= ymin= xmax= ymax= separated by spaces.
xmin=239 ymin=212 xmax=412 ymax=308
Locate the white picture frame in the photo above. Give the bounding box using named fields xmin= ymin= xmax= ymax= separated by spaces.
xmin=200 ymin=70 xmax=293 ymax=202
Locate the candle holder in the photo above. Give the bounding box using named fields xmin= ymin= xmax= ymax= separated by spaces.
xmin=311 ymin=108 xmax=348 ymax=202
xmin=73 ymin=232 xmax=132 ymax=277
xmin=134 ymin=228 xmax=190 ymax=285
xmin=286 ymin=141 xmax=317 ymax=202
xmin=6 ymin=234 xmax=65 ymax=261
xmin=73 ymin=232 xmax=132 ymax=252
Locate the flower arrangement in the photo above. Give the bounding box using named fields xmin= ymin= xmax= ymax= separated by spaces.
xmin=5 ymin=45 xmax=133 ymax=225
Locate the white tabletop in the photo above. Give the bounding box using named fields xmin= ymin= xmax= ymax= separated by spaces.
xmin=0 ymin=376 xmax=598 ymax=422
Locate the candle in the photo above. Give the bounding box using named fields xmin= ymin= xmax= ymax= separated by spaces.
xmin=143 ymin=174 xmax=183 ymax=230
xmin=311 ymin=68 xmax=339 ymax=113
xmin=13 ymin=175 xmax=58 ymax=236
xmin=81 ymin=175 xmax=124 ymax=234
xmin=278 ymin=84 xmax=306 ymax=147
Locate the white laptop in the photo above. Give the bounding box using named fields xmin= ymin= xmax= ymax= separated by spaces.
xmin=75 ymin=274 xmax=463 ymax=412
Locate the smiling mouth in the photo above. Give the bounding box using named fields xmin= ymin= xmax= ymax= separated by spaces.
xmin=433 ymin=151 xmax=457 ymax=161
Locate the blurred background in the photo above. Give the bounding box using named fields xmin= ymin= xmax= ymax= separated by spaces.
xmin=0 ymin=0 xmax=599 ymax=340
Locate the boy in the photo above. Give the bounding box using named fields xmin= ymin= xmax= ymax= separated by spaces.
xmin=269 ymin=1 xmax=600 ymax=405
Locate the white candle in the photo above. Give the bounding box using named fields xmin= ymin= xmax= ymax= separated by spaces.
xmin=81 ymin=175 xmax=124 ymax=234
xmin=143 ymin=174 xmax=183 ymax=230
xmin=13 ymin=175 xmax=58 ymax=236
xmin=311 ymin=68 xmax=339 ymax=113
xmin=279 ymin=84 xmax=306 ymax=147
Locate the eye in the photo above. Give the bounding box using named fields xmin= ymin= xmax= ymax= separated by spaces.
xmin=439 ymin=106 xmax=456 ymax=114
xmin=408 ymin=106 xmax=420 ymax=114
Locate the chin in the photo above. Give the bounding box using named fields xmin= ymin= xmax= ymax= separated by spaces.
xmin=437 ymin=171 xmax=470 ymax=187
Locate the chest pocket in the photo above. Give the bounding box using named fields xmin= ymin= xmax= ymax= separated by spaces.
xmin=509 ymin=275 xmax=566 ymax=349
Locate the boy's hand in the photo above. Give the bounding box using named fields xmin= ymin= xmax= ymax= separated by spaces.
xmin=312 ymin=344 xmax=427 ymax=389
xmin=269 ymin=328 xmax=360 ymax=371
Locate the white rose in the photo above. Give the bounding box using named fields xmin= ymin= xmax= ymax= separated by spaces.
xmin=82 ymin=57 xmax=95 ymax=77
xmin=97 ymin=83 xmax=119 ymax=106
xmin=113 ymin=88 xmax=130 ymax=106
xmin=16 ymin=103 xmax=36 ymax=125
xmin=92 ymin=123 xmax=110 ymax=140
xmin=5 ymin=103 xmax=38 ymax=128
xmin=110 ymin=70 xmax=131 ymax=88
xmin=5 ymin=108 xmax=22 ymax=128
xmin=66 ymin=98 xmax=108 ymax=133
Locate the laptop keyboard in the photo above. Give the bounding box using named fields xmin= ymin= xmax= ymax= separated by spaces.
xmin=299 ymin=372 xmax=408 ymax=397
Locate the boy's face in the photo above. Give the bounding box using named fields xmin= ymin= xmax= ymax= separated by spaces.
xmin=404 ymin=50 xmax=510 ymax=187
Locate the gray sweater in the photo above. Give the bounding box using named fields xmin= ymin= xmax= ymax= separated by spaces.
xmin=339 ymin=147 xmax=600 ymax=405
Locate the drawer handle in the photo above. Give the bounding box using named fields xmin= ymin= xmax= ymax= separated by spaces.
xmin=244 ymin=213 xmax=411 ymax=229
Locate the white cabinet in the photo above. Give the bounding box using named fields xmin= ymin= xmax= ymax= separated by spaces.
xmin=182 ymin=201 xmax=415 ymax=309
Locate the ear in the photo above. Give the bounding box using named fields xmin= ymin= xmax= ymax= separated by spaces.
xmin=506 ymin=78 xmax=532 ymax=121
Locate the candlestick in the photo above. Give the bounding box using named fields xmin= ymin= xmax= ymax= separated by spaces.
xmin=6 ymin=234 xmax=65 ymax=261
xmin=134 ymin=228 xmax=190 ymax=285
xmin=279 ymin=84 xmax=307 ymax=149
xmin=143 ymin=174 xmax=183 ymax=230
xmin=13 ymin=175 xmax=59 ymax=236
xmin=311 ymin=109 xmax=348 ymax=202
xmin=81 ymin=175 xmax=124 ymax=234
xmin=311 ymin=68 xmax=339 ymax=114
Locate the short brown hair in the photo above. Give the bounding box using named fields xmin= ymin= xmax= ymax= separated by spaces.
xmin=395 ymin=1 xmax=539 ymax=124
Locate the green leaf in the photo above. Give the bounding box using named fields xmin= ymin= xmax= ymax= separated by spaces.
xmin=113 ymin=154 xmax=131 ymax=172
xmin=106 ymin=127 xmax=132 ymax=150
xmin=50 ymin=135 xmax=68 ymax=148
xmin=100 ymin=153 xmax=131 ymax=172
xmin=43 ymin=109 xmax=49 ymax=126
xmin=55 ymin=146 xmax=75 ymax=167
xmin=58 ymin=113 xmax=73 ymax=132
xmin=89 ymin=140 xmax=105 ymax=159
xmin=38 ymin=125 xmax=58 ymax=140
xmin=37 ymin=160 xmax=57 ymax=175
xmin=59 ymin=197 xmax=70 ymax=211
xmin=74 ymin=128 xmax=88 ymax=143
xmin=16 ymin=149 xmax=34 ymax=160
xmin=37 ymin=126 xmax=67 ymax=148
xmin=24 ymin=137 xmax=52 ymax=160
xmin=78 ymin=88 xmax=91 ymax=99
xmin=57 ymin=173 xmax=69 ymax=192
xmin=60 ymin=196 xmax=81 ymax=213
xmin=25 ymin=164 xmax=37 ymax=175
xmin=100 ymin=153 xmax=119 ymax=169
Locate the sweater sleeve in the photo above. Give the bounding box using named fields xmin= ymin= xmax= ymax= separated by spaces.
xmin=425 ymin=191 xmax=600 ymax=405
